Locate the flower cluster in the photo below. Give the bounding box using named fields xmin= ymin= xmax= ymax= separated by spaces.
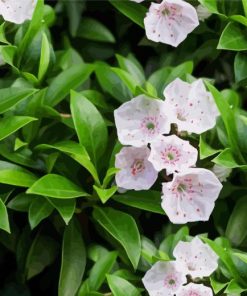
xmin=142 ymin=236 xmax=218 ymax=296
xmin=114 ymin=78 xmax=223 ymax=224
xmin=132 ymin=0 xmax=201 ymax=47
xmin=0 ymin=0 xmax=37 ymax=24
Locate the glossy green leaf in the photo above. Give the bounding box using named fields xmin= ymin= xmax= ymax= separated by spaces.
xmin=113 ymin=191 xmax=164 ymax=214
xmin=218 ymin=22 xmax=247 ymax=51
xmin=45 ymin=64 xmax=94 ymax=106
xmin=226 ymin=197 xmax=247 ymax=246
xmin=28 ymin=197 xmax=54 ymax=229
xmin=59 ymin=218 xmax=86 ymax=296
xmin=106 ymin=274 xmax=140 ymax=296
xmin=46 ymin=198 xmax=75 ymax=225
xmin=0 ymin=199 xmax=10 ymax=233
xmin=25 ymin=233 xmax=59 ymax=280
xmin=27 ymin=174 xmax=88 ymax=199
xmin=70 ymin=91 xmax=108 ymax=165
xmin=93 ymin=185 xmax=117 ymax=204
xmin=93 ymin=207 xmax=141 ymax=269
xmin=77 ymin=18 xmax=115 ymax=43
xmin=7 ymin=193 xmax=34 ymax=212
xmin=108 ymin=0 xmax=147 ymax=28
xmin=199 ymin=135 xmax=222 ymax=159
xmin=0 ymin=161 xmax=38 ymax=187
xmin=0 ymin=88 xmax=36 ymax=114
xmin=210 ymin=278 xmax=228 ymax=294
xmin=0 ymin=116 xmax=37 ymax=141
xmin=234 ymin=52 xmax=247 ymax=84
xmin=88 ymin=251 xmax=118 ymax=291
xmin=38 ymin=32 xmax=50 ymax=82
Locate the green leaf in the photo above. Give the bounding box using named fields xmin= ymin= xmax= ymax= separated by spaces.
xmin=218 ymin=22 xmax=247 ymax=51
xmin=46 ymin=198 xmax=75 ymax=225
xmin=108 ymin=0 xmax=147 ymax=28
xmin=0 ymin=116 xmax=37 ymax=141
xmin=36 ymin=141 xmax=99 ymax=184
xmin=113 ymin=191 xmax=164 ymax=214
xmin=45 ymin=64 xmax=94 ymax=106
xmin=225 ymin=280 xmax=246 ymax=294
xmin=93 ymin=207 xmax=141 ymax=269
xmin=111 ymin=67 xmax=138 ymax=94
xmin=210 ymin=277 xmax=228 ymax=294
xmin=226 ymin=197 xmax=247 ymax=246
xmin=28 ymin=196 xmax=53 ymax=229
xmin=0 ymin=22 xmax=9 ymax=44
xmin=116 ymin=54 xmax=145 ymax=85
xmin=234 ymin=52 xmax=247 ymax=84
xmin=77 ymin=18 xmax=115 ymax=43
xmin=242 ymin=0 xmax=247 ymax=17
xmin=0 ymin=88 xmax=36 ymax=114
xmin=106 ymin=274 xmax=140 ymax=296
xmin=70 ymin=91 xmax=108 ymax=165
xmin=25 ymin=233 xmax=59 ymax=280
xmin=93 ymin=185 xmax=117 ymax=204
xmin=212 ymin=148 xmax=247 ymax=169
xmin=59 ymin=218 xmax=86 ymax=296
xmin=88 ymin=251 xmax=118 ymax=291
xmin=38 ymin=32 xmax=50 ymax=82
xmin=0 ymin=161 xmax=38 ymax=187
xmin=7 ymin=193 xmax=34 ymax=212
xmin=234 ymin=252 xmax=247 ymax=264
xmin=0 ymin=199 xmax=10 ymax=233
xmin=198 ymin=0 xmax=220 ymax=14
xmin=27 ymin=174 xmax=89 ymax=199
xmin=199 ymin=135 xmax=222 ymax=159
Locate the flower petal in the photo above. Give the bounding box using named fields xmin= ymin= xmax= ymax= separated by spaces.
xmin=177 ymin=283 xmax=213 ymax=296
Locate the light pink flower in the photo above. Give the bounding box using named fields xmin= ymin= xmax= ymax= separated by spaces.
xmin=163 ymin=78 xmax=219 ymax=134
xmin=149 ymin=135 xmax=198 ymax=174
xmin=177 ymin=283 xmax=213 ymax=296
xmin=161 ymin=168 xmax=222 ymax=223
xmin=144 ymin=0 xmax=199 ymax=47
xmin=142 ymin=261 xmax=187 ymax=296
xmin=0 ymin=0 xmax=37 ymax=24
xmin=114 ymin=95 xmax=171 ymax=147
xmin=212 ymin=164 xmax=232 ymax=182
xmin=173 ymin=237 xmax=218 ymax=278
xmin=130 ymin=0 xmax=144 ymax=2
xmin=115 ymin=146 xmax=158 ymax=191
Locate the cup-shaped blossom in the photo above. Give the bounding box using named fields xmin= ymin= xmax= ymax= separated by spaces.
xmin=0 ymin=0 xmax=37 ymax=24
xmin=173 ymin=237 xmax=218 ymax=278
xmin=163 ymin=78 xmax=220 ymax=134
xmin=177 ymin=283 xmax=213 ymax=296
xmin=114 ymin=95 xmax=171 ymax=147
xmin=144 ymin=0 xmax=199 ymax=47
xmin=161 ymin=168 xmax=223 ymax=223
xmin=142 ymin=261 xmax=187 ymax=296
xmin=149 ymin=135 xmax=198 ymax=174
xmin=115 ymin=146 xmax=158 ymax=191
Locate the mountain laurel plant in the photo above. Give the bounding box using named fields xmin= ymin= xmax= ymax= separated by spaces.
xmin=0 ymin=0 xmax=247 ymax=295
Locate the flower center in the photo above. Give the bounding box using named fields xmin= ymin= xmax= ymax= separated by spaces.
xmin=168 ymin=279 xmax=175 ymax=285
xmin=176 ymin=108 xmax=187 ymax=121
xmin=189 ymin=292 xmax=200 ymax=296
xmin=146 ymin=122 xmax=155 ymax=130
xmin=162 ymin=7 xmax=170 ymax=16
xmin=131 ymin=159 xmax=145 ymax=176
xmin=164 ymin=274 xmax=178 ymax=290
xmin=141 ymin=116 xmax=159 ymax=135
xmin=177 ymin=183 xmax=187 ymax=192
xmin=161 ymin=145 xmax=181 ymax=165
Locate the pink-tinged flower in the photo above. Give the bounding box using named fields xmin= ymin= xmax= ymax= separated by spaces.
xmin=114 ymin=95 xmax=171 ymax=147
xmin=163 ymin=78 xmax=220 ymax=134
xmin=161 ymin=168 xmax=222 ymax=224
xmin=177 ymin=283 xmax=213 ymax=296
xmin=144 ymin=0 xmax=199 ymax=47
xmin=142 ymin=261 xmax=187 ymax=296
xmin=115 ymin=146 xmax=158 ymax=191
xmin=0 ymin=0 xmax=37 ymax=24
xmin=130 ymin=0 xmax=144 ymax=2
xmin=149 ymin=135 xmax=198 ymax=174
xmin=173 ymin=237 xmax=218 ymax=278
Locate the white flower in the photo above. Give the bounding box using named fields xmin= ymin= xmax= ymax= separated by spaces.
xmin=196 ymin=4 xmax=212 ymax=22
xmin=144 ymin=0 xmax=199 ymax=47
xmin=114 ymin=95 xmax=171 ymax=147
xmin=142 ymin=261 xmax=186 ymax=296
xmin=177 ymin=283 xmax=213 ymax=296
xmin=163 ymin=78 xmax=219 ymax=134
xmin=212 ymin=164 xmax=232 ymax=182
xmin=115 ymin=146 xmax=158 ymax=191
xmin=161 ymin=168 xmax=222 ymax=224
xmin=173 ymin=237 xmax=218 ymax=278
xmin=0 ymin=0 xmax=37 ymax=24
xmin=130 ymin=0 xmax=144 ymax=2
xmin=149 ymin=135 xmax=198 ymax=174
